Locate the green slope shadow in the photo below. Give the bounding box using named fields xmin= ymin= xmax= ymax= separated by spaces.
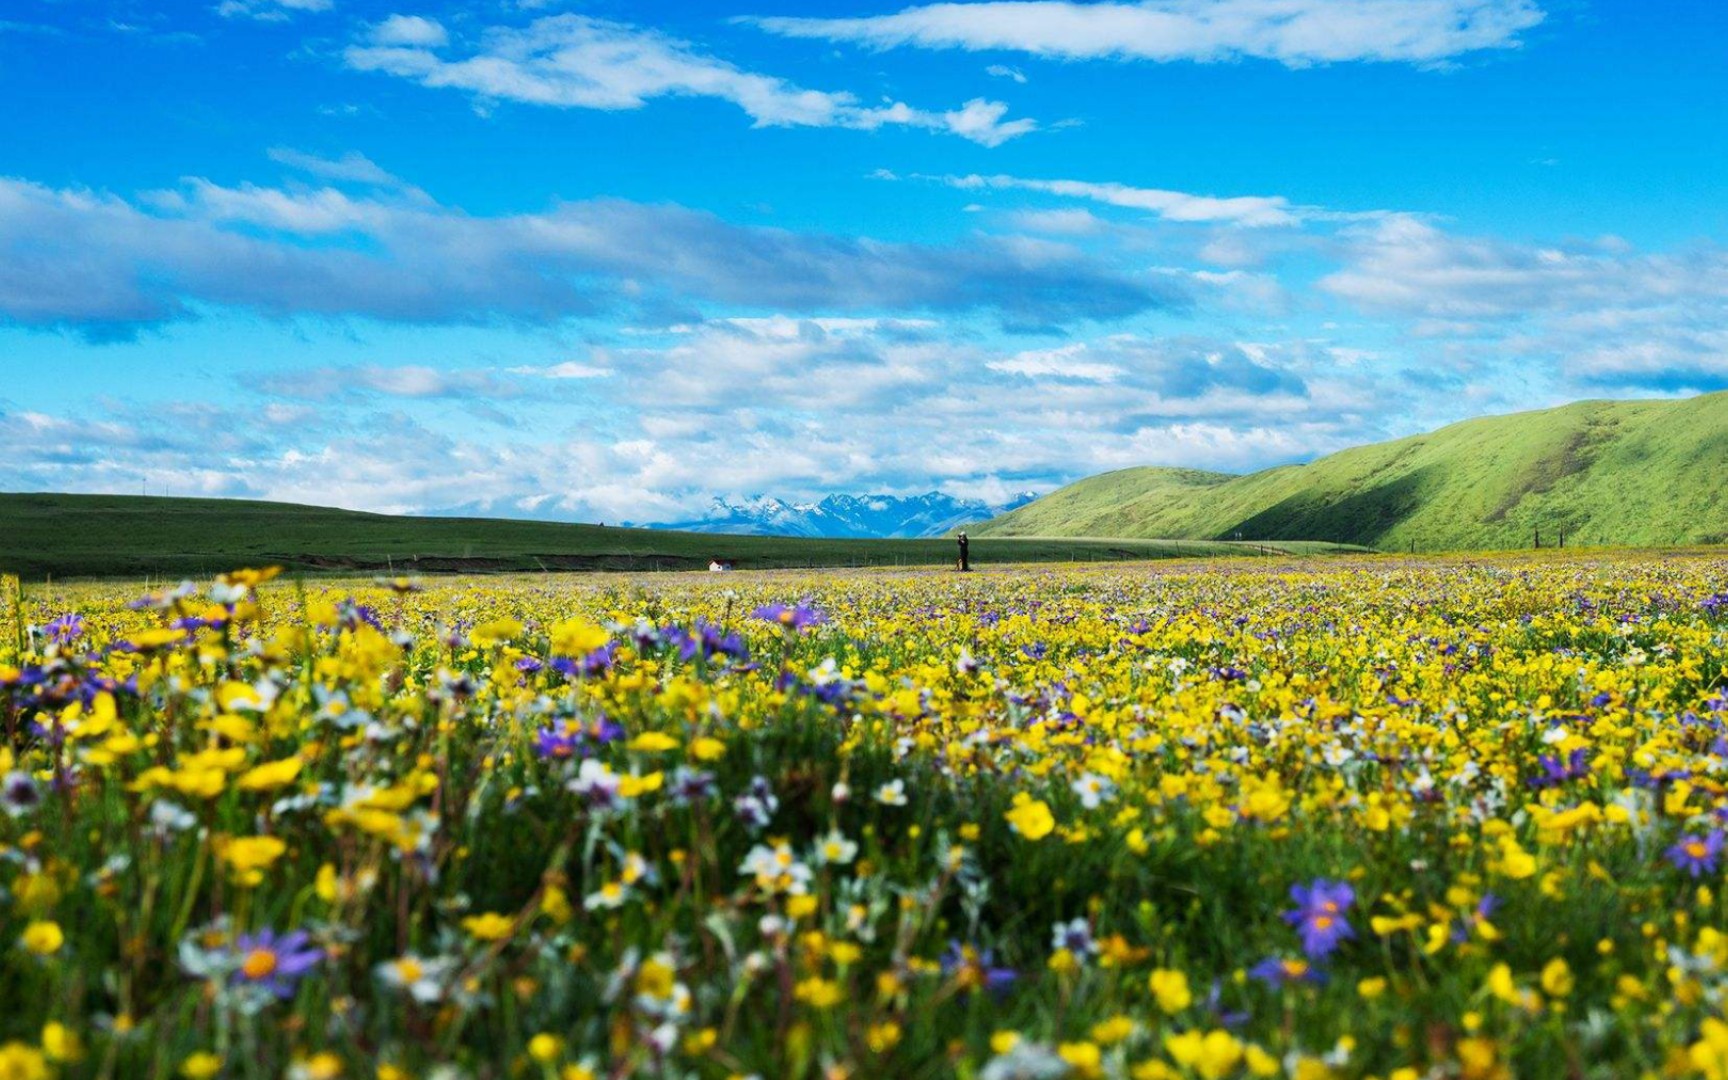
xmin=1219 ymin=468 xmax=1432 ymax=546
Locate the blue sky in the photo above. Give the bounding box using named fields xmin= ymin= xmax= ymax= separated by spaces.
xmin=2 ymin=0 xmax=1724 ymax=521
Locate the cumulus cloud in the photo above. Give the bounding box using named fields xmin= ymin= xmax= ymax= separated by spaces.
xmin=344 ymin=13 xmax=1038 ymax=146
xmin=750 ymin=0 xmax=1545 ymax=67
xmin=0 ymin=311 xmax=1396 ymax=523
xmin=0 ymin=174 xmax=1180 ymax=337
xmin=1322 ymin=215 xmax=1728 ymax=393
xmin=368 ymin=14 xmax=447 ymax=47
xmin=1322 ymin=215 xmax=1728 ymax=318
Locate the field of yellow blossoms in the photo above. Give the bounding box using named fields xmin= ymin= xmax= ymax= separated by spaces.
xmin=5 ymin=554 xmax=1728 ymax=1079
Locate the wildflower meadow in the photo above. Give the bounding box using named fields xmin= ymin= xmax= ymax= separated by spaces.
xmin=4 ymin=555 xmax=1728 ymax=1080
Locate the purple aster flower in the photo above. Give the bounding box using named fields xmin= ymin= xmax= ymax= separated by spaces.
xmin=1668 ymin=831 xmax=1724 ymax=877
xmin=1283 ymin=878 xmax=1355 ymax=959
xmin=533 ymin=723 xmax=584 ymax=761
xmin=1451 ymin=893 xmax=1502 ymax=944
xmin=941 ymin=941 xmax=1017 ymax=996
xmin=42 ymin=614 xmax=83 ymax=645
xmin=1249 ymin=955 xmax=1321 ymax=988
xmin=751 ymin=602 xmax=827 ymax=632
xmin=231 ymin=928 xmax=322 ymax=999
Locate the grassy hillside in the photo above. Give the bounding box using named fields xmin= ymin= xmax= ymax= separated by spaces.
xmin=0 ymin=493 xmax=1360 ymax=579
xmin=976 ymin=393 xmax=1728 ymax=550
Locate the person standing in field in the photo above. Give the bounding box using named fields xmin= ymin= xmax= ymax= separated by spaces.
xmin=957 ymin=531 xmax=971 ymax=572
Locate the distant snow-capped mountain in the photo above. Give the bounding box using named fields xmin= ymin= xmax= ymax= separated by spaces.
xmin=652 ymin=491 xmax=1037 ymax=538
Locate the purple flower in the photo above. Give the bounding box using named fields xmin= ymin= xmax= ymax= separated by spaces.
xmin=533 ymin=723 xmax=584 ymax=761
xmin=1283 ymin=878 xmax=1355 ymax=959
xmin=1249 ymin=955 xmax=1321 ymax=988
xmin=751 ymin=602 xmax=827 ymax=632
xmin=1450 ymin=893 xmax=1501 ymax=944
xmin=734 ymin=775 xmax=779 ymax=830
xmin=1529 ymin=748 xmax=1591 ymax=789
xmin=1 ymin=772 xmax=42 ymax=817
xmin=231 ymin=928 xmax=322 ymax=999
xmin=667 ymin=767 xmax=717 ymax=806
xmin=1668 ymin=831 xmax=1724 ymax=877
xmin=941 ymin=941 xmax=1017 ymax=996
xmin=43 ymin=614 xmax=83 ymax=645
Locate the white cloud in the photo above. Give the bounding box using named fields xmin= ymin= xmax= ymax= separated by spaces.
xmin=923 ymin=173 xmax=1306 ymax=227
xmin=257 ymin=365 xmax=527 ymax=400
xmin=344 ymin=14 xmax=1038 ymax=146
xmin=1321 ymin=215 xmax=1728 ymax=319
xmin=750 ymin=0 xmax=1545 ymax=67
xmin=511 ymin=361 xmax=613 ymax=379
xmin=368 ymin=14 xmax=447 ymax=48
xmin=988 ymin=343 xmax=1122 ymax=381
xmin=0 ymin=316 xmax=1397 ymax=524
xmin=266 ymin=147 xmax=403 ymax=187
xmin=214 ymin=0 xmax=332 ymax=22
xmin=0 ymin=171 xmax=1178 ymax=336
xmin=1007 ymin=207 xmax=1104 ymax=234
xmin=1320 ymin=215 xmax=1728 ymax=392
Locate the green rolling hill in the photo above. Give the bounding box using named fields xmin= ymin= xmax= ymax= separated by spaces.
xmin=975 ymin=392 xmax=1728 ymax=550
xmin=0 ymin=493 xmax=1361 ymax=579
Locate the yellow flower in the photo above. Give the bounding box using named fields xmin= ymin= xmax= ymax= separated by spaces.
xmin=1058 ymin=1042 xmax=1102 ymax=1079
xmin=0 ymin=1042 xmax=47 ymax=1080
xmin=1691 ymin=1018 xmax=1728 ymax=1080
xmin=793 ymin=977 xmax=844 ymax=1009
xmin=237 ymin=757 xmax=303 ymax=792
xmin=1496 ymin=837 xmax=1537 ymax=880
xmin=461 ymin=912 xmax=516 ymax=941
xmin=469 ymin=619 xmax=524 ymax=647
xmin=1244 ymin=1045 xmax=1281 ymax=1077
xmin=527 ymin=1034 xmax=563 ymax=1064
xmin=40 ymin=1023 xmax=82 ymax=1063
xmin=1165 ymin=1030 xmax=1243 ymax=1080
xmin=219 ymin=835 xmax=287 ymax=886
xmin=19 ymin=921 xmax=63 ymax=957
xmin=180 ymin=1053 xmax=223 ymax=1080
xmin=1005 ymin=796 xmax=1056 ymax=841
xmin=1149 ymin=968 xmax=1192 ymax=1013
xmin=295 ymin=1052 xmax=344 ymax=1079
xmin=1540 ymin=957 xmax=1574 ymax=998
xmin=617 ymin=772 xmax=663 ymax=798
xmin=690 ymin=737 xmax=727 ymax=761
xmin=627 ymin=732 xmax=679 ymax=753
xmin=1091 ymin=1016 xmax=1135 ymax=1046
xmin=1455 ymin=1037 xmax=1500 ymax=1080
xmin=540 ymin=883 xmax=573 ymax=925
xmin=1357 ymin=977 xmax=1387 ymax=1000
xmin=866 ymin=1022 xmax=902 ymax=1053
xmin=549 ymin=619 xmax=609 ymax=657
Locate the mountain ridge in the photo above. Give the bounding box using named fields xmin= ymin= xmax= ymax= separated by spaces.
xmin=974 ymin=393 xmax=1728 ymax=549
xmin=652 ymin=490 xmax=1036 ymax=538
